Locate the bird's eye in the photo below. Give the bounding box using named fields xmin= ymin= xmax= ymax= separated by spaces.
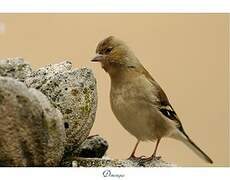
xmin=105 ymin=47 xmax=113 ymax=54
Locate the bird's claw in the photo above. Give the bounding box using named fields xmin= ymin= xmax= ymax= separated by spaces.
xmin=139 ymin=155 xmax=162 ymax=162
xmin=154 ymin=156 xmax=161 ymax=160
xmin=127 ymin=155 xmax=146 ymax=161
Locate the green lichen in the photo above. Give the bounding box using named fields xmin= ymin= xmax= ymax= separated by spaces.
xmin=80 ymin=88 xmax=92 ymax=117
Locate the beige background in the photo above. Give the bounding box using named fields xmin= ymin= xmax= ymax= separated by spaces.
xmin=0 ymin=14 xmax=229 ymax=167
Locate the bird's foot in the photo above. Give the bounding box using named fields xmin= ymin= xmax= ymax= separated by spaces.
xmin=139 ymin=155 xmax=162 ymax=162
xmin=153 ymin=156 xmax=161 ymax=160
xmin=127 ymin=155 xmax=146 ymax=161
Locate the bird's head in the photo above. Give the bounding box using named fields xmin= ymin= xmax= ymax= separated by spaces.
xmin=91 ymin=36 xmax=139 ymax=74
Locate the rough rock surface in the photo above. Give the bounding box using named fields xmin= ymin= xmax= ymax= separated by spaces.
xmin=60 ymin=135 xmax=108 ymax=167
xmin=25 ymin=61 xmax=97 ymax=151
xmin=76 ymin=135 xmax=108 ymax=158
xmin=29 ymin=89 xmax=66 ymax=166
xmin=0 ymin=58 xmax=32 ymax=82
xmin=0 ymin=77 xmax=65 ymax=166
xmin=72 ymin=157 xmax=176 ymax=167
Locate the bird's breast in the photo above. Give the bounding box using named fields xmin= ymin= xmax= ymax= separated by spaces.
xmin=110 ymin=76 xmax=174 ymax=141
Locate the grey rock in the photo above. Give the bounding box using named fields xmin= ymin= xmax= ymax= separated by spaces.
xmin=60 ymin=135 xmax=108 ymax=167
xmin=29 ymin=89 xmax=66 ymax=166
xmin=76 ymin=135 xmax=108 ymax=158
xmin=0 ymin=57 xmax=32 ymax=82
xmin=0 ymin=77 xmax=65 ymax=166
xmin=25 ymin=61 xmax=97 ymax=151
xmin=72 ymin=157 xmax=176 ymax=167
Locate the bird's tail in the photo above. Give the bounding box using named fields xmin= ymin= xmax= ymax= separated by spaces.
xmin=172 ymin=130 xmax=213 ymax=164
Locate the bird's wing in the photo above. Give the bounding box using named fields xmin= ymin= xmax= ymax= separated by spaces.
xmin=133 ymin=65 xmax=213 ymax=164
xmin=136 ymin=65 xmax=187 ymax=135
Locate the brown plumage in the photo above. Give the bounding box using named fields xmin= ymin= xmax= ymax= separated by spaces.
xmin=91 ymin=36 xmax=213 ymax=164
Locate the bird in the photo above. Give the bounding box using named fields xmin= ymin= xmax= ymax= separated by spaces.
xmin=91 ymin=36 xmax=213 ymax=164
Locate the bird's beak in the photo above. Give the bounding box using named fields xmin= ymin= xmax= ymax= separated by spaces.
xmin=91 ymin=54 xmax=105 ymax=62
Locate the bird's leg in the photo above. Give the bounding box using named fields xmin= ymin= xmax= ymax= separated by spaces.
xmin=128 ymin=140 xmax=139 ymax=159
xmin=141 ymin=138 xmax=161 ymax=162
xmin=151 ymin=138 xmax=161 ymax=160
xmin=127 ymin=140 xmax=145 ymax=160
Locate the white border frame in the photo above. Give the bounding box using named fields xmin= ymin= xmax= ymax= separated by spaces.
xmin=0 ymin=0 xmax=229 ymax=179
xmin=0 ymin=0 xmax=229 ymax=12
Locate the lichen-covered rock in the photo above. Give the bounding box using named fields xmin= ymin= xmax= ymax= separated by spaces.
xmin=0 ymin=77 xmax=65 ymax=166
xmin=0 ymin=58 xmax=32 ymax=82
xmin=60 ymin=135 xmax=108 ymax=167
xmin=25 ymin=61 xmax=97 ymax=151
xmin=72 ymin=157 xmax=176 ymax=167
